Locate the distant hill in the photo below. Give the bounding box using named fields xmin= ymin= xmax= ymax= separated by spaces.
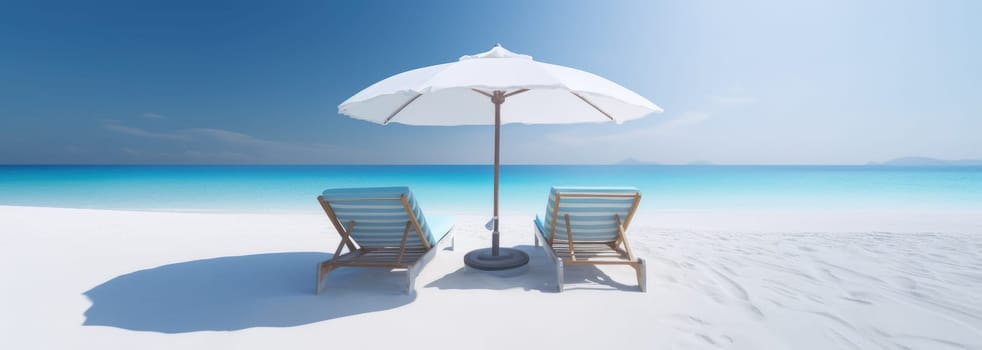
xmin=869 ymin=157 xmax=982 ymax=166
xmin=687 ymin=161 xmax=714 ymax=165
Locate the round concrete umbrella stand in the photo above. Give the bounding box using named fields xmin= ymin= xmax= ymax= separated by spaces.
xmin=463 ymin=248 xmax=530 ymax=276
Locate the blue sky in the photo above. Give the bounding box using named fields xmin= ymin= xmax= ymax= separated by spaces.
xmin=2 ymin=0 xmax=980 ymax=165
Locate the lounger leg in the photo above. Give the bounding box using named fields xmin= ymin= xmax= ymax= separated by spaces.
xmin=534 ymin=229 xmax=540 ymax=247
xmin=406 ymin=265 xmax=418 ymax=294
xmin=636 ymin=258 xmax=647 ymax=293
xmin=555 ymin=258 xmax=565 ymax=293
xmin=315 ymin=261 xmax=333 ymax=295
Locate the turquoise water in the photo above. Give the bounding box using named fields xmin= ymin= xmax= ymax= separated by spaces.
xmin=1 ymin=165 xmax=980 ymax=215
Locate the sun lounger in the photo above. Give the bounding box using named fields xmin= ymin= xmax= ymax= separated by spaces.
xmin=533 ymin=187 xmax=646 ymax=292
xmin=315 ymin=187 xmax=454 ymax=294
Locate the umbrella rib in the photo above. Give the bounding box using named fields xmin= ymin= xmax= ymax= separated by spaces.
xmin=571 ymin=92 xmax=615 ymax=122
xmin=504 ymin=88 xmax=529 ymax=98
xmin=471 ymin=89 xmax=494 ymax=98
xmin=383 ymin=93 xmax=423 ymax=125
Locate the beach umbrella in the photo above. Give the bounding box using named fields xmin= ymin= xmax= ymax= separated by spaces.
xmin=338 ymin=44 xmax=662 ymax=271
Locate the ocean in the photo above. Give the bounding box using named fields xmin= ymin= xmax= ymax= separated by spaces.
xmin=1 ymin=165 xmax=980 ymax=215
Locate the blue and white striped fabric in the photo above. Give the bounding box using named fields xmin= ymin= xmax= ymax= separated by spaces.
xmin=535 ymin=186 xmax=640 ymax=243
xmin=322 ymin=187 xmax=450 ymax=249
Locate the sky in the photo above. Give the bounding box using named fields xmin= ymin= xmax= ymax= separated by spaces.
xmin=1 ymin=0 xmax=980 ymax=165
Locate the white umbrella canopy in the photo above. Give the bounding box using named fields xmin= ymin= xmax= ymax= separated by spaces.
xmin=339 ymin=45 xmax=662 ymax=125
xmin=337 ymin=44 xmax=662 ymax=271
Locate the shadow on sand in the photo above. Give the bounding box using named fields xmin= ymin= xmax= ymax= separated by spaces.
xmin=83 ymin=252 xmax=415 ymax=333
xmin=425 ymin=245 xmax=639 ymax=292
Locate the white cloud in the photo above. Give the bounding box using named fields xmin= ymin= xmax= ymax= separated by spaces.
xmin=102 ymin=122 xmax=189 ymax=140
xmin=540 ymin=111 xmax=708 ymax=144
xmin=523 ymin=110 xmax=716 ymax=164
xmin=101 ymin=122 xmax=372 ymax=163
xmin=185 ymin=128 xmax=259 ymax=144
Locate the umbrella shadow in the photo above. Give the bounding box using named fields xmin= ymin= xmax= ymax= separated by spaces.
xmin=82 ymin=252 xmax=415 ymax=333
xmin=425 ymin=245 xmax=639 ymax=292
xmin=425 ymin=245 xmax=551 ymax=292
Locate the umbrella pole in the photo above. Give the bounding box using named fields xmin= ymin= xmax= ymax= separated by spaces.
xmin=491 ymin=91 xmax=504 ymax=256
xmin=462 ymin=89 xmax=530 ymax=273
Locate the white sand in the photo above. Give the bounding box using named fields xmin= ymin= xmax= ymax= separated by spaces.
xmin=1 ymin=205 xmax=980 ymax=349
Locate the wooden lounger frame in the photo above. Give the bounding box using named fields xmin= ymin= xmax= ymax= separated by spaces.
xmin=315 ymin=194 xmax=454 ymax=294
xmin=533 ymin=191 xmax=646 ymax=292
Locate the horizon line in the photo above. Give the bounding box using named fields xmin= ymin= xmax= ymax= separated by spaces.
xmin=2 ymin=163 xmax=979 ymax=167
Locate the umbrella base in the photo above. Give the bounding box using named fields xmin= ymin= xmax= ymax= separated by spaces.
xmin=463 ymin=247 xmax=530 ymax=275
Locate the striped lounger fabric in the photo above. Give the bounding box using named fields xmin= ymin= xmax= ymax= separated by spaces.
xmin=533 ymin=186 xmax=646 ymax=292
xmin=316 ymin=187 xmax=454 ymax=294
